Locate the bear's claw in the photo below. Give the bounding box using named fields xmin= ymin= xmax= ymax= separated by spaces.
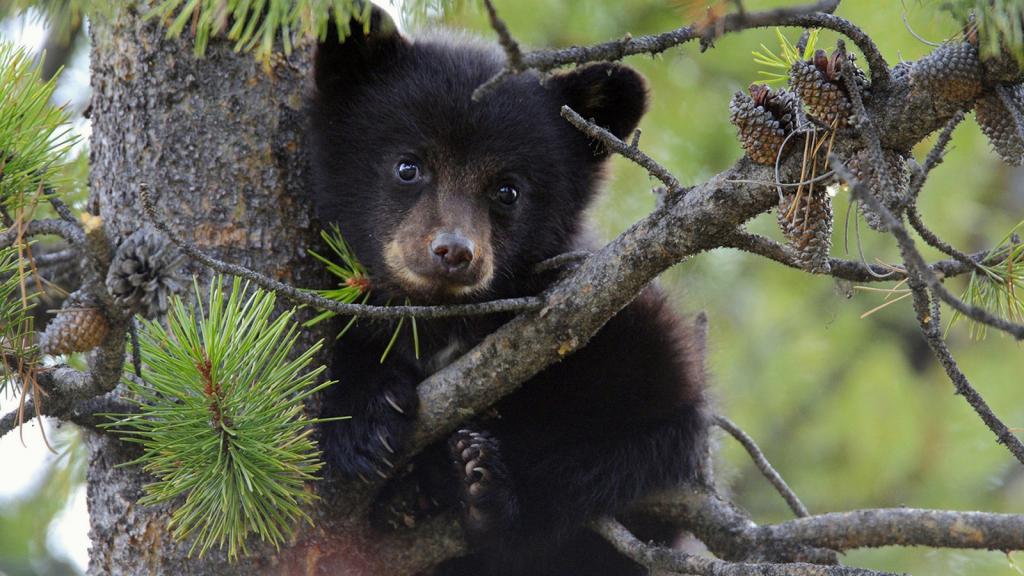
xmin=448 ymin=428 xmax=518 ymax=542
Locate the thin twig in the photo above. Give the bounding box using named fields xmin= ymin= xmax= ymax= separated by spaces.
xmin=129 ymin=318 xmax=142 ymax=379
xmin=906 ymin=205 xmax=981 ymax=271
xmin=45 ymin=189 xmax=78 ymax=224
xmin=531 ymin=251 xmax=591 ymax=275
xmin=721 ymin=231 xmax=993 ymax=283
xmin=561 ymin=106 xmax=682 ymax=193
xmin=715 ymin=415 xmax=809 ymax=518
xmin=833 ymin=157 xmax=1024 ymax=464
xmin=482 ymin=0 xmax=523 ymax=70
xmin=138 ymin=185 xmax=544 ymax=320
xmin=906 ymin=111 xmax=965 ymax=202
xmin=473 ymin=0 xmax=847 ymax=100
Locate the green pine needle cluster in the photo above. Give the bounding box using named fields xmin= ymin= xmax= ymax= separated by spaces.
xmin=305 ymin=223 xmax=371 ymax=330
xmin=0 ymin=41 xmax=77 ymax=214
xmin=0 ymin=244 xmax=38 ymax=398
xmin=305 ymin=225 xmax=419 ymax=362
xmin=752 ymin=28 xmax=820 ymax=84
xmin=948 ymin=221 xmax=1024 ymax=340
xmin=108 ymin=277 xmax=336 ymax=560
xmin=147 ymin=0 xmax=371 ymax=59
xmin=942 ymin=0 xmax=1024 ymax=64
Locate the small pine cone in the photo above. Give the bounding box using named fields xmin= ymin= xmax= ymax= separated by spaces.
xmin=845 ymin=149 xmax=910 ymax=231
xmin=975 ymin=84 xmax=1024 ymax=166
xmin=40 ymin=291 xmax=109 ymax=355
xmin=910 ymin=42 xmax=982 ymax=102
xmin=729 ymin=84 xmax=800 ymax=164
xmin=106 ymin=226 xmax=188 ymax=319
xmin=790 ymin=49 xmax=854 ymax=127
xmin=778 ymin=190 xmax=833 ymax=274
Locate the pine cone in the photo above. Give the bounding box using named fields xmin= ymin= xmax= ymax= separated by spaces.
xmin=729 ymin=84 xmax=800 ymax=165
xmin=778 ymin=189 xmax=833 ymax=274
xmin=845 ymin=149 xmax=910 ymax=231
xmin=910 ymin=42 xmax=982 ymax=102
xmin=106 ymin=226 xmax=188 ymax=319
xmin=40 ymin=291 xmax=109 ymax=355
xmin=790 ymin=49 xmax=860 ymax=128
xmin=975 ymin=84 xmax=1024 ymax=166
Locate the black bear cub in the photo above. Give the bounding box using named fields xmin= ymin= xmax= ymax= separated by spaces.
xmin=309 ymin=7 xmax=709 ymax=575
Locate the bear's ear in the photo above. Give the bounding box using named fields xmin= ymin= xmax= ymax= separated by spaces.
xmin=547 ymin=63 xmax=648 ymax=157
xmin=314 ymin=4 xmax=406 ymax=95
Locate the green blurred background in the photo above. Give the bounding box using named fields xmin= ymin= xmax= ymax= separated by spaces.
xmin=1 ymin=1 xmax=1022 ymax=575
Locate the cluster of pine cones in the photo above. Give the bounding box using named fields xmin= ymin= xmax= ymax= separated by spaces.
xmin=38 ymin=226 xmax=186 ymax=356
xmin=730 ymin=38 xmax=1024 ymax=274
xmin=730 ymin=47 xmax=868 ymax=274
xmin=911 ymin=40 xmax=1024 ymax=165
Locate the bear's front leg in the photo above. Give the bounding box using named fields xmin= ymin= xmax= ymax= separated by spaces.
xmin=321 ymin=338 xmax=420 ymax=482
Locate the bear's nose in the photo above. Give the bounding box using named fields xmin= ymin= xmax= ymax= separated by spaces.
xmin=430 ymin=232 xmax=474 ymax=273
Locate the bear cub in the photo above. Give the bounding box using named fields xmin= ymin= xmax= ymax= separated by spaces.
xmin=309 ymin=7 xmax=709 ymax=575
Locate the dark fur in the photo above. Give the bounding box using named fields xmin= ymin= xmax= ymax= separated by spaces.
xmin=309 ymin=9 xmax=709 ymax=575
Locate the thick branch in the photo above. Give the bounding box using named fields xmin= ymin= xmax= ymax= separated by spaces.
xmin=632 ymin=486 xmax=1024 ymax=560
xmin=594 ymin=517 xmax=899 ymax=576
xmin=762 ymin=508 xmax=1024 ymax=552
xmin=0 ymin=365 xmax=99 ymax=438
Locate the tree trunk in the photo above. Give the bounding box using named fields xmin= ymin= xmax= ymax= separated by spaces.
xmin=83 ymin=5 xmax=404 ymax=574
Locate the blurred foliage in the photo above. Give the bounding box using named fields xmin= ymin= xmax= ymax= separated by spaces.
xmin=0 ymin=427 xmax=86 ymax=576
xmin=434 ymin=1 xmax=1024 ymax=574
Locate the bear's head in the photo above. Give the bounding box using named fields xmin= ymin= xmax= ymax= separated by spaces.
xmin=309 ymin=6 xmax=647 ymax=303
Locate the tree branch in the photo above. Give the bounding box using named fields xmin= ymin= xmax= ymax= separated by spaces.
xmin=0 ymin=218 xmax=83 ymax=248
xmin=761 ymin=508 xmax=1024 ymax=552
xmin=474 ymin=0 xmax=852 ymax=100
xmin=715 ymin=415 xmax=809 ymax=518
xmin=593 ymin=517 xmax=900 ymax=576
xmin=721 ymin=230 xmax=996 ymax=282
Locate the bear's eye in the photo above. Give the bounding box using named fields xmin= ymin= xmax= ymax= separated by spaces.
xmin=396 ymin=161 xmax=421 ymax=182
xmin=495 ymin=184 xmax=519 ymax=206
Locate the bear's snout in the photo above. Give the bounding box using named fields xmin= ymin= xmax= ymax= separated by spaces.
xmin=430 ymin=231 xmax=475 ymax=274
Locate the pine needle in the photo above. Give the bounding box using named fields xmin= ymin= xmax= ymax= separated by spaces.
xmin=106 ymin=277 xmax=337 ymax=561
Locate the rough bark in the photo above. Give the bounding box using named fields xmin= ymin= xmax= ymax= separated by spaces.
xmin=85 ymin=5 xmax=340 ymax=574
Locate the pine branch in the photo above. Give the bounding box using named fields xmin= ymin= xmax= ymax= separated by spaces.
xmin=106 ymin=277 xmax=332 ymax=560
xmin=721 ymin=230 xmax=1002 ymax=282
xmin=473 ymin=0 xmax=896 ymax=101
